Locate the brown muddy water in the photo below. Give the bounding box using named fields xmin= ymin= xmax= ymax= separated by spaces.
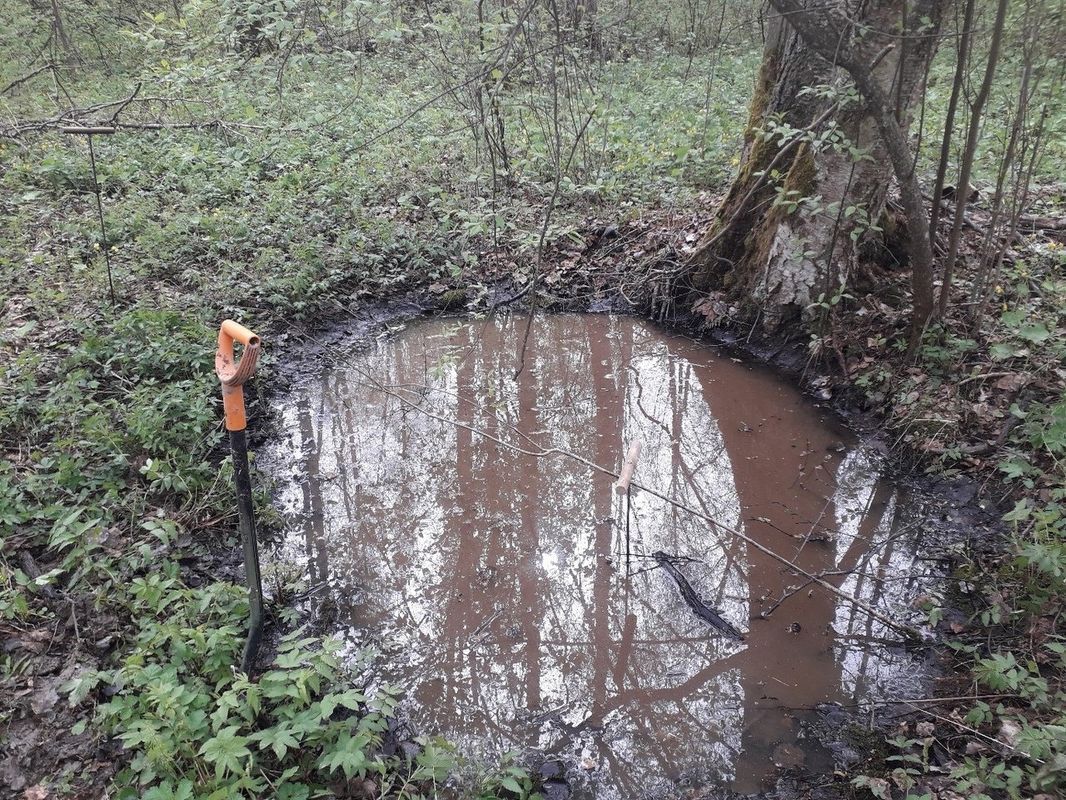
xmin=263 ymin=313 xmax=938 ymax=798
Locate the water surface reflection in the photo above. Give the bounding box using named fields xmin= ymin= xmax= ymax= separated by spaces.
xmin=264 ymin=314 xmax=930 ymax=796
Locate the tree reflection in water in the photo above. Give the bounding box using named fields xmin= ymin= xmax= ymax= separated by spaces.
xmin=264 ymin=314 xmax=933 ymax=797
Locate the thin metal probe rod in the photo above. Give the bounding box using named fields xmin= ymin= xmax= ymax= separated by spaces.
xmin=231 ymin=427 xmax=264 ymax=674
xmin=86 ymin=135 xmax=116 ymax=307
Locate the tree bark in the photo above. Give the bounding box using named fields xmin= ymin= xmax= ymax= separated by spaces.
xmin=687 ymin=0 xmax=946 ymax=340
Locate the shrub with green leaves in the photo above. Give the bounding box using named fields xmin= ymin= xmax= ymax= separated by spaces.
xmin=61 ymin=564 xmax=539 ymax=799
xmin=74 ymin=570 xmax=419 ymax=798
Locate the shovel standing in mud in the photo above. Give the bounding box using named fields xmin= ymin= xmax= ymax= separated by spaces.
xmin=215 ymin=319 xmax=264 ymax=674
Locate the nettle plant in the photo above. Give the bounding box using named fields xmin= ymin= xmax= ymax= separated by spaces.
xmin=954 ymin=645 xmax=1065 ymax=796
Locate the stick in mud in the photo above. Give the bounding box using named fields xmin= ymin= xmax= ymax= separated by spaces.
xmin=653 ymin=551 xmax=745 ymax=641
xmin=615 ymin=441 xmax=642 ymax=576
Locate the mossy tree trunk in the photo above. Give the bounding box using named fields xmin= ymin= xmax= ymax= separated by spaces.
xmin=688 ymin=0 xmax=945 ymax=332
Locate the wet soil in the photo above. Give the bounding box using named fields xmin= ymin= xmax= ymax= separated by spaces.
xmin=262 ymin=313 xmax=957 ymax=798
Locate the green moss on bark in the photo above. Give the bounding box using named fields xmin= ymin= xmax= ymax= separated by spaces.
xmin=783 ymin=143 xmax=817 ymax=198
xmin=744 ymin=53 xmax=779 ymax=143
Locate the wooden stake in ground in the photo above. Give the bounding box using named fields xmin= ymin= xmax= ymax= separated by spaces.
xmin=614 ymin=441 xmax=643 ymax=496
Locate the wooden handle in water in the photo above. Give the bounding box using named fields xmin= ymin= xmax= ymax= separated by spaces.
xmin=614 ymin=441 xmax=642 ymax=495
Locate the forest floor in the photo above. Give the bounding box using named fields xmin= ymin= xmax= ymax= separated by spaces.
xmin=1 ymin=51 xmax=1064 ymax=800
xmin=3 ymin=191 xmax=1064 ymax=798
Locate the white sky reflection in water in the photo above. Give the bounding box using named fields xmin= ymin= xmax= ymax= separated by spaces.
xmin=263 ymin=314 xmax=935 ymax=797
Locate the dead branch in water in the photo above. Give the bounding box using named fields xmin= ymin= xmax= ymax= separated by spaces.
xmin=653 ymin=551 xmax=745 ymax=640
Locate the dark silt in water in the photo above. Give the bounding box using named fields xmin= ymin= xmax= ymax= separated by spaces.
xmin=264 ymin=314 xmax=935 ymax=797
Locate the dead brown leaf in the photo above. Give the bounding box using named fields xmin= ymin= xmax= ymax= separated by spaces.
xmin=994 ymin=373 xmax=1028 ymax=392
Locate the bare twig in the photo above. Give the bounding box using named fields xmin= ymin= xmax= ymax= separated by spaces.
xmin=1 ymin=62 xmax=55 ymax=96
xmin=107 ymin=81 xmax=142 ymax=125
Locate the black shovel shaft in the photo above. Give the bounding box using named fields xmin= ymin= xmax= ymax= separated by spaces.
xmin=230 ymin=428 xmax=263 ymax=674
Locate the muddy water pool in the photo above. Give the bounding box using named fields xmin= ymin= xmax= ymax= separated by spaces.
xmin=263 ymin=313 xmax=938 ymax=797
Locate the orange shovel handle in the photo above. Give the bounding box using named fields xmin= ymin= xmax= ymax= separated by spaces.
xmin=215 ymin=319 xmax=261 ymax=431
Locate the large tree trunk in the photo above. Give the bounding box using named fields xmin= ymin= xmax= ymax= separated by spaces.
xmin=687 ymin=0 xmax=945 ymax=332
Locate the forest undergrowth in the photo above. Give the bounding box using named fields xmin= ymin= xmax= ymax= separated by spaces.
xmin=1 ymin=2 xmax=1065 ymax=798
